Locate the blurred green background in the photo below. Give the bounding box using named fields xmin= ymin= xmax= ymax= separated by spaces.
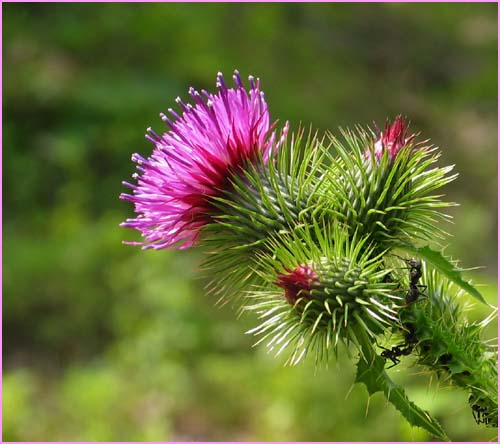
xmin=3 ymin=3 xmax=497 ymax=442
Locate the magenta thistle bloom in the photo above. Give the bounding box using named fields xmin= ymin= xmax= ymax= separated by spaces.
xmin=120 ymin=70 xmax=289 ymax=249
xmin=370 ymin=115 xmax=415 ymax=161
xmin=276 ymin=265 xmax=318 ymax=305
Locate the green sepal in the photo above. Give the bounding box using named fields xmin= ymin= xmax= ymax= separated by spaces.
xmin=398 ymin=244 xmax=486 ymax=304
xmin=354 ymin=327 xmax=450 ymax=441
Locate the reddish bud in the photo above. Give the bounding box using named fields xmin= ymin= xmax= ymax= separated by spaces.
xmin=276 ymin=264 xmax=318 ymax=305
xmin=370 ymin=115 xmax=415 ymax=161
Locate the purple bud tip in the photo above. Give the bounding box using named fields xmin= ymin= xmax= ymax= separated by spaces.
xmin=146 ymin=127 xmax=162 ymax=141
xmin=168 ymin=108 xmax=181 ymax=119
xmin=216 ymin=72 xmax=227 ymax=90
xmin=248 ymin=75 xmax=256 ymax=89
xmin=131 ymin=153 xmax=144 ymax=163
xmin=160 ymin=113 xmax=176 ymax=129
xmin=233 ymin=70 xmax=243 ymax=88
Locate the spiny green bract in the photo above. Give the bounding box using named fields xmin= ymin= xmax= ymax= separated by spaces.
xmin=325 ymin=128 xmax=457 ymax=253
xmin=396 ymin=264 xmax=498 ymax=427
xmin=244 ymin=224 xmax=402 ymax=365
xmin=200 ymin=129 xmax=333 ymax=301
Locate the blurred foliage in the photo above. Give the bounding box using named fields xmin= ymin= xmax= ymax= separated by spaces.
xmin=3 ymin=3 xmax=497 ymax=442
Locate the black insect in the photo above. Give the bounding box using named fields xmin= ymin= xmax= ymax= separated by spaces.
xmin=469 ymin=395 xmax=497 ymax=427
xmin=380 ymin=343 xmax=414 ymax=368
xmin=379 ymin=258 xmax=425 ymax=368
xmin=471 ymin=403 xmax=490 ymax=425
xmin=438 ymin=352 xmax=453 ymax=366
xmin=404 ymin=258 xmax=427 ymax=305
xmin=407 ymin=258 xmax=422 ymax=281
xmin=402 ymin=322 xmax=417 ymax=343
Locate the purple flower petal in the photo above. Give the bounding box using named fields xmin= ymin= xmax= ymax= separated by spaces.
xmin=121 ymin=70 xmax=289 ymax=249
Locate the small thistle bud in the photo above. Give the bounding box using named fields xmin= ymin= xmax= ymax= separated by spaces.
xmin=245 ymin=224 xmax=402 ymax=364
xmin=328 ymin=118 xmax=457 ymax=250
xmin=276 ymin=264 xmax=318 ymax=305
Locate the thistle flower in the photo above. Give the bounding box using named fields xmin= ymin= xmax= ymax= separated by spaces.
xmin=120 ymin=70 xmax=288 ymax=249
xmin=118 ymin=68 xmax=494 ymax=438
xmin=368 ymin=115 xmax=416 ymax=161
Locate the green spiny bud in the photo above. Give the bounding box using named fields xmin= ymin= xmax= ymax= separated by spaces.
xmin=245 ymin=223 xmax=402 ymax=365
xmin=325 ymin=119 xmax=457 ymax=253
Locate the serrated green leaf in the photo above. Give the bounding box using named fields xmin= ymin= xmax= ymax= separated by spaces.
xmin=399 ymin=244 xmax=486 ymax=304
xmin=354 ymin=326 xmax=449 ymax=441
xmin=355 ymin=356 xmax=449 ymax=441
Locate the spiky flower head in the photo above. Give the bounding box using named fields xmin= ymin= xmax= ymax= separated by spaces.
xmin=120 ymin=70 xmax=288 ymax=250
xmin=326 ymin=120 xmax=457 ymax=251
xmin=245 ymin=224 xmax=402 ymax=365
xmin=369 ymin=115 xmax=416 ymax=161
